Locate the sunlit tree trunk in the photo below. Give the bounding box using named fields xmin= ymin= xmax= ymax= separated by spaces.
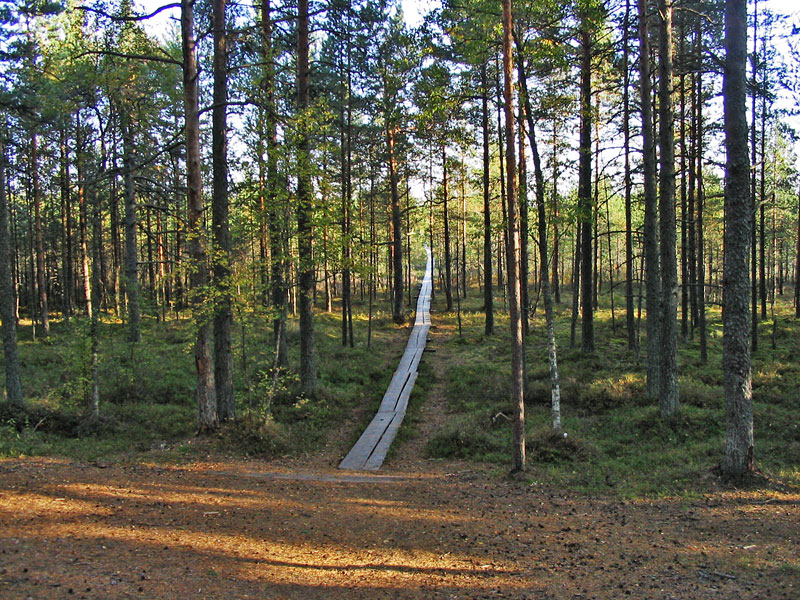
xmin=297 ymin=0 xmax=318 ymax=394
xmin=502 ymin=0 xmax=525 ymax=472
xmin=638 ymin=0 xmax=661 ymax=397
xmin=182 ymin=0 xmax=218 ymax=432
xmin=261 ymin=0 xmax=288 ymax=368
xmin=442 ymin=144 xmax=453 ymax=312
xmin=623 ymin=0 xmax=637 ymax=353
xmin=517 ymin=47 xmax=561 ymax=432
xmin=212 ymin=0 xmax=235 ymax=420
xmin=722 ymin=0 xmax=754 ymax=478
xmin=658 ymin=0 xmax=679 ymax=417
xmin=120 ymin=116 xmax=141 ymax=343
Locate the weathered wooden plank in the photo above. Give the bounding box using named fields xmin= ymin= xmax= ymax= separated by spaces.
xmin=338 ymin=247 xmax=434 ymax=471
xmin=338 ymin=412 xmax=394 ymax=470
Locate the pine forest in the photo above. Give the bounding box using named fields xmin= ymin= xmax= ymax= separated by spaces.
xmin=0 ymin=0 xmax=798 ymax=597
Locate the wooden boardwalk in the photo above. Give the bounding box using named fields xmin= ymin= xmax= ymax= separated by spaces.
xmin=338 ymin=248 xmax=433 ymax=471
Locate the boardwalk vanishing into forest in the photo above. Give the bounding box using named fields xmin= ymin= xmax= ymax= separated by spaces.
xmin=338 ymin=248 xmax=433 ymax=471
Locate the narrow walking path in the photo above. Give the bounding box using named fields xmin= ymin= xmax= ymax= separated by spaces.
xmin=338 ymin=247 xmax=433 ymax=471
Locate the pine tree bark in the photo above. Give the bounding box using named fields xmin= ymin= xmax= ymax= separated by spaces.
xmin=551 ymin=126 xmax=560 ymax=304
xmin=212 ymin=0 xmax=235 ymax=421
xmin=518 ymin=101 xmax=529 ymax=335
xmin=722 ymin=0 xmax=754 ymax=478
xmin=340 ymin=22 xmax=354 ymax=347
xmin=31 ymin=134 xmax=49 ymax=337
xmin=638 ymin=0 xmax=661 ymax=397
xmin=501 ymin=0 xmax=525 ymax=473
xmin=795 ymin=184 xmax=800 ymax=318
xmin=182 ymin=0 xmax=218 ymax=432
xmin=0 ymin=128 xmax=22 ymax=408
xmin=658 ymin=0 xmax=679 ymax=417
xmin=297 ymin=0 xmax=318 ymax=395
xmin=750 ymin=0 xmax=759 ymax=352
xmin=88 ymin=186 xmax=101 ymax=421
xmin=442 ymin=145 xmax=453 ymax=312
xmin=120 ymin=116 xmax=141 ymax=343
xmin=516 ymin=47 xmax=562 ymax=432
xmin=623 ymin=0 xmax=637 ymax=353
xmin=578 ymin=20 xmax=594 ymax=354
xmin=695 ymin=22 xmax=708 ymax=363
xmin=59 ymin=128 xmax=73 ymax=323
xmin=387 ymin=123 xmax=404 ymax=324
xmin=481 ymin=64 xmax=494 ymax=336
xmin=76 ymin=121 xmax=92 ymax=319
xmin=261 ymin=0 xmax=288 ymax=368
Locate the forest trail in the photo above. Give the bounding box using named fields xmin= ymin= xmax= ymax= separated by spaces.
xmin=338 ymin=248 xmax=433 ymax=471
xmin=2 ymin=309 xmax=798 ymax=599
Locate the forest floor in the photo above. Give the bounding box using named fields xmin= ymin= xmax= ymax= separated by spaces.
xmin=1 ymin=324 xmax=799 ymax=599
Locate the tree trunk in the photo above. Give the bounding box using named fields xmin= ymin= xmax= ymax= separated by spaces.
xmin=795 ymin=183 xmax=800 ymax=317
xmin=518 ymin=101 xmax=529 ymax=334
xmin=59 ymin=127 xmax=73 ymax=323
xmin=721 ymin=0 xmax=754 ymax=478
xmin=31 ymin=134 xmax=49 ymax=337
xmin=482 ymin=64 xmax=494 ymax=336
xmin=658 ymin=0 xmax=679 ymax=417
xmin=516 ymin=45 xmax=561 ymax=432
xmin=623 ymin=0 xmax=636 ymax=353
xmin=695 ymin=22 xmax=707 ymax=363
xmin=570 ymin=222 xmax=581 ymax=348
xmin=212 ymin=0 xmax=235 ymax=421
xmin=442 ymin=145 xmax=453 ymax=312
xmin=297 ymin=0 xmax=318 ymax=395
xmin=578 ymin=21 xmax=594 ymax=354
xmin=182 ymin=0 xmax=217 ymax=432
xmin=0 ymin=128 xmax=22 ymax=408
xmin=551 ymin=125 xmax=560 ymax=304
xmin=502 ymin=0 xmax=525 ymax=473
xmin=261 ymin=0 xmax=288 ymax=368
xmin=120 ymin=117 xmax=141 ymax=343
xmin=638 ymin=0 xmax=661 ymax=397
xmin=88 ymin=186 xmax=101 ymax=421
xmin=750 ymin=0 xmax=759 ymax=352
xmin=387 ymin=124 xmax=404 ymax=324
xmin=77 ymin=132 xmax=92 ymax=319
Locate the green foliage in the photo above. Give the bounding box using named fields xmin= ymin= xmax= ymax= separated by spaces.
xmin=426 ymin=289 xmax=800 ymax=497
xmin=1 ymin=298 xmax=411 ymax=462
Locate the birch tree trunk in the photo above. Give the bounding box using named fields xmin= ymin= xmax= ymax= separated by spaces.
xmin=516 ymin=47 xmax=562 ymax=432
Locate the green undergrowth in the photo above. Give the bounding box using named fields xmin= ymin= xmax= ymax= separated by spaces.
xmin=0 ymin=294 xmax=414 ymax=462
xmin=426 ymin=288 xmax=800 ymax=498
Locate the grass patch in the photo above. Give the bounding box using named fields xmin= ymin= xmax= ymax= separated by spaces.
xmin=426 ymin=286 xmax=800 ymax=497
xmin=0 ymin=291 xmax=416 ymax=462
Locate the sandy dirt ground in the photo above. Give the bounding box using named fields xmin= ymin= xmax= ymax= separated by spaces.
xmin=1 ymin=328 xmax=798 ymax=599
